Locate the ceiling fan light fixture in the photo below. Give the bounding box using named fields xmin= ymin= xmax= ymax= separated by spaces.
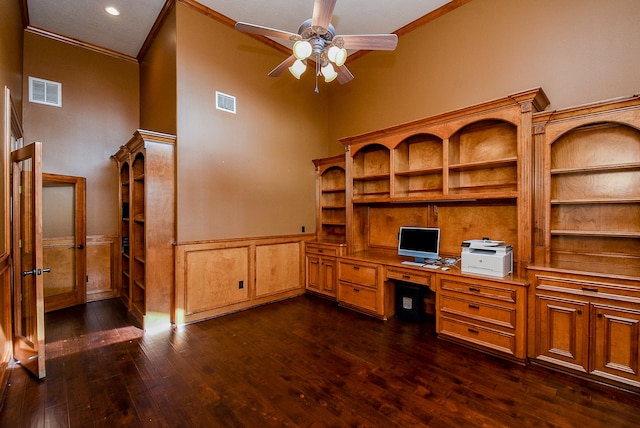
xmin=321 ymin=63 xmax=338 ymax=83
xmin=289 ymin=59 xmax=307 ymax=79
xmin=105 ymin=6 xmax=120 ymax=16
xmin=327 ymin=46 xmax=347 ymax=67
xmin=293 ymin=41 xmax=312 ymax=60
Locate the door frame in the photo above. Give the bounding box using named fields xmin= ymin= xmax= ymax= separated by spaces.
xmin=42 ymin=173 xmax=86 ymax=312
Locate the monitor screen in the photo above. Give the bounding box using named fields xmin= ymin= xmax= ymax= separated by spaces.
xmin=398 ymin=227 xmax=440 ymax=263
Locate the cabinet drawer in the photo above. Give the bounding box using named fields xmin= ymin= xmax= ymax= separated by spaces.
xmin=338 ymin=261 xmax=378 ymax=288
xmin=440 ymin=294 xmax=515 ymax=329
xmin=440 ymin=278 xmax=516 ymax=304
xmin=534 ymin=275 xmax=640 ymax=302
xmin=306 ymin=244 xmax=340 ymax=257
xmin=385 ymin=267 xmax=432 ymax=287
xmin=339 ymin=282 xmax=377 ymax=313
xmin=440 ymin=317 xmax=516 ymax=356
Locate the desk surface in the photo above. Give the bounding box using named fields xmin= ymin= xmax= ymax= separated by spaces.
xmin=341 ymin=249 xmax=530 ymax=285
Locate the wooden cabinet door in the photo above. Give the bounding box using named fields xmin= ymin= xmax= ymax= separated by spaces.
xmin=591 ymin=304 xmax=640 ymax=387
xmin=535 ymin=294 xmax=589 ymax=372
xmin=321 ymin=257 xmax=336 ymax=295
xmin=306 ymin=254 xmax=321 ymax=292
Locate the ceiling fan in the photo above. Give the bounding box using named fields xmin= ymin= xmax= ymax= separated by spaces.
xmin=235 ymin=0 xmax=398 ymax=91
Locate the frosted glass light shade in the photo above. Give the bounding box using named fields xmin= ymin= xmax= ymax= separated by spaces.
xmin=327 ymin=46 xmax=347 ymax=67
xmin=293 ymin=41 xmax=312 ymax=60
xmin=289 ymin=60 xmax=307 ymax=79
xmin=321 ymin=63 xmax=338 ymax=83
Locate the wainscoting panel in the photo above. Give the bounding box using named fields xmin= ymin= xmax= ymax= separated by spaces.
xmin=175 ymin=234 xmax=313 ymax=324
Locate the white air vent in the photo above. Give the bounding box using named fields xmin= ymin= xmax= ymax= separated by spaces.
xmin=29 ymin=77 xmax=62 ymax=107
xmin=216 ymin=91 xmax=236 ymax=114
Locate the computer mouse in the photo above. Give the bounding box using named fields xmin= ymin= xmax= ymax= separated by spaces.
xmin=441 ymin=267 xmax=450 ymax=271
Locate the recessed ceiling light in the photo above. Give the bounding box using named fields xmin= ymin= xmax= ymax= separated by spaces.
xmin=105 ymin=6 xmax=120 ymax=16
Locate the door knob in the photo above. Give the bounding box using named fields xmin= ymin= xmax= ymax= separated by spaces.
xmin=22 ymin=269 xmax=36 ymax=277
xmin=37 ymin=268 xmax=51 ymax=275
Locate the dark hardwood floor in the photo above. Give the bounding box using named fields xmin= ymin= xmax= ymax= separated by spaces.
xmin=1 ymin=294 xmax=640 ymax=427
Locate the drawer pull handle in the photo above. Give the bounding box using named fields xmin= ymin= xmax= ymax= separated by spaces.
xmin=403 ymin=275 xmax=411 ymax=279
xmin=318 ymin=249 xmax=324 ymax=253
xmin=469 ymin=287 xmax=480 ymax=292
xmin=597 ymin=313 xmax=603 ymax=318
xmin=582 ymin=286 xmax=598 ymax=293
xmin=353 ymin=288 xmax=360 ymax=292
xmin=468 ymin=304 xmax=480 ymax=310
xmin=467 ymin=328 xmax=479 ymax=334
xmin=577 ymin=309 xmax=582 ymax=315
xmin=353 ymin=266 xmax=360 ymax=270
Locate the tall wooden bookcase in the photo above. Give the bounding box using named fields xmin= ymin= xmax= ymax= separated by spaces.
xmin=528 ymin=95 xmax=640 ymax=390
xmin=113 ymin=129 xmax=176 ymax=330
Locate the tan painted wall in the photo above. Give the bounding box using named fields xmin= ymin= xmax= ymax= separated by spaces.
xmin=327 ymin=0 xmax=640 ymax=153
xmin=174 ymin=4 xmax=330 ymax=241
xmin=140 ymin=6 xmax=177 ymax=134
xmin=22 ymin=33 xmax=139 ymax=236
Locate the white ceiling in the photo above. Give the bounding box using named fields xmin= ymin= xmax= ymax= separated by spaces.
xmin=26 ymin=0 xmax=452 ymax=58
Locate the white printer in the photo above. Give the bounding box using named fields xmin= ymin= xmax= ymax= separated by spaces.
xmin=461 ymin=239 xmax=513 ymax=277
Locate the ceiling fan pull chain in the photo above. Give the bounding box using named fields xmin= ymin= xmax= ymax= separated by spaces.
xmin=315 ymin=54 xmax=320 ymax=93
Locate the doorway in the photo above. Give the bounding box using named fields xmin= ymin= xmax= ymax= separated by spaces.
xmin=42 ymin=173 xmax=86 ymax=313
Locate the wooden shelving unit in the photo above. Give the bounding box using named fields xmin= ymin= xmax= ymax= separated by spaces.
xmin=529 ymin=94 xmax=640 ymax=391
xmin=312 ymin=155 xmax=347 ymax=242
xmin=539 ymin=110 xmax=640 ymax=268
xmin=340 ymin=88 xmax=550 ymax=266
xmin=112 ymin=129 xmax=176 ymax=329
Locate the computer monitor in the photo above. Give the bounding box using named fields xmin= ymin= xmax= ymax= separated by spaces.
xmin=398 ymin=227 xmax=440 ymax=263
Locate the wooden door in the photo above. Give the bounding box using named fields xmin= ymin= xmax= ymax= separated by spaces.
xmin=591 ymin=304 xmax=640 ymax=387
xmin=12 ymin=142 xmax=46 ymax=379
xmin=535 ymin=294 xmax=589 ymax=373
xmin=42 ymin=173 xmax=86 ymax=312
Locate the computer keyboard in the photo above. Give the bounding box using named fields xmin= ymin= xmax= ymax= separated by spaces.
xmin=401 ymin=261 xmax=424 ymax=267
xmin=401 ymin=261 xmax=440 ymax=269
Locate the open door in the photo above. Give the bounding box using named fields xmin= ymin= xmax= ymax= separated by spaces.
xmin=42 ymin=173 xmax=86 ymax=312
xmin=12 ymin=142 xmax=46 ymax=379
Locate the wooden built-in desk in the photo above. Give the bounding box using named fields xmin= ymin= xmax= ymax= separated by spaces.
xmin=332 ymin=249 xmax=529 ymax=361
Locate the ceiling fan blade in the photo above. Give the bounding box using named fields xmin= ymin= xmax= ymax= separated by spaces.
xmin=235 ymin=22 xmax=300 ymax=41
xmin=311 ymin=0 xmax=337 ymax=29
xmin=336 ymin=65 xmax=354 ymax=85
xmin=337 ymin=34 xmax=398 ymax=51
xmin=268 ymin=55 xmax=297 ymax=77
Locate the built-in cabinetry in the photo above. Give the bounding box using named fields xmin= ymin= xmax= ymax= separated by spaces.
xmin=528 ymin=268 xmax=640 ymax=389
xmin=113 ymin=129 xmax=176 ymax=329
xmin=309 ymin=91 xmax=640 ymax=388
xmin=305 ymin=242 xmax=346 ymax=298
xmin=306 ymin=156 xmax=348 ymax=298
xmin=528 ymin=95 xmax=640 ymax=390
xmin=342 ymin=89 xmax=549 ymax=269
xmin=323 ymin=89 xmax=549 ymax=359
